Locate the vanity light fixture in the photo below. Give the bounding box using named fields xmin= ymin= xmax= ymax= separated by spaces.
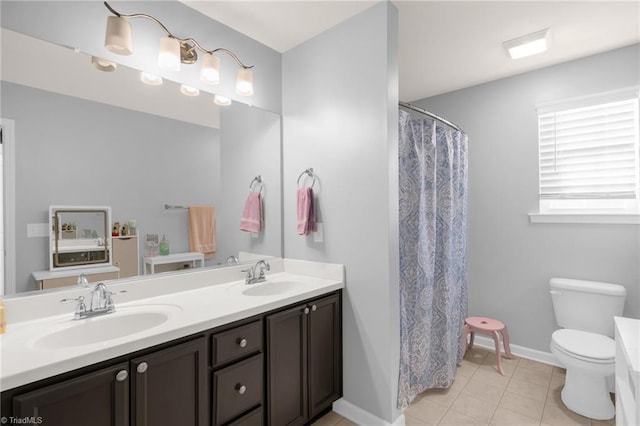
xmin=503 ymin=28 xmax=550 ymax=59
xmin=214 ymin=95 xmax=232 ymax=106
xmin=91 ymin=56 xmax=117 ymax=72
xmin=103 ymin=1 xmax=254 ymax=96
xmin=180 ymin=84 xmax=200 ymax=97
xmin=140 ymin=72 xmax=163 ymax=86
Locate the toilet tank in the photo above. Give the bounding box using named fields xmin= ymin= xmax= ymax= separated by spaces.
xmin=549 ymin=278 xmax=626 ymax=337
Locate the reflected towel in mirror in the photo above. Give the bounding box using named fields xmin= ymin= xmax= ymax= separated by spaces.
xmin=188 ymin=206 xmax=216 ymax=259
xmin=240 ymin=192 xmax=263 ymax=232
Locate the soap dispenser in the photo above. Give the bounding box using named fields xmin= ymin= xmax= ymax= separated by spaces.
xmin=159 ymin=234 xmax=170 ymax=256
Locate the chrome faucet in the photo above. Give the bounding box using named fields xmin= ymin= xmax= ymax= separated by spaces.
xmin=226 ymin=255 xmax=239 ymax=264
xmin=243 ymin=260 xmax=270 ymax=285
xmin=61 ymin=282 xmax=126 ymax=320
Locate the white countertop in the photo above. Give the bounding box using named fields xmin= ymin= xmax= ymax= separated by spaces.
xmin=0 ymin=258 xmax=344 ymax=391
xmin=615 ymin=316 xmax=640 ymax=375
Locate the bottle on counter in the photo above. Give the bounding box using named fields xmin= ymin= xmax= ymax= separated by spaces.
xmin=159 ymin=234 xmax=170 ymax=256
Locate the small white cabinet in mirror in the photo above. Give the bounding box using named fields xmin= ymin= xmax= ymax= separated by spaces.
xmin=49 ymin=206 xmax=111 ymax=270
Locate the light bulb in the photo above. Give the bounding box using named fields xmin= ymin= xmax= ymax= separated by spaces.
xmin=140 ymin=72 xmax=163 ymax=86
xmin=91 ymin=56 xmax=117 ymax=72
xmin=236 ymin=68 xmax=254 ymax=96
xmin=214 ymin=95 xmax=231 ymax=106
xmin=158 ymin=36 xmax=180 ymax=71
xmin=200 ymin=54 xmax=220 ymax=85
xmin=180 ymin=85 xmax=200 ymax=97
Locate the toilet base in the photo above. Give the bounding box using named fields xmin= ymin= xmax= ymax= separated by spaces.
xmin=561 ymin=368 xmax=615 ymax=420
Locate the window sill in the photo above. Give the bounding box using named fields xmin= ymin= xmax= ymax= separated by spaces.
xmin=529 ymin=213 xmax=640 ymax=225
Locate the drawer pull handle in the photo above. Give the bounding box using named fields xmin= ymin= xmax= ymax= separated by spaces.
xmin=137 ymin=362 xmax=148 ymax=374
xmin=236 ymin=384 xmax=247 ymax=395
xmin=312 ymin=305 xmax=317 ymax=312
xmin=116 ymin=370 xmax=128 ymax=382
xmin=238 ymin=338 xmax=248 ymax=348
xmin=304 ymin=307 xmax=310 ymax=315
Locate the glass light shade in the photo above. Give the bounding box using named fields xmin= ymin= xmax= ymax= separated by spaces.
xmin=140 ymin=72 xmax=163 ymax=86
xmin=104 ymin=16 xmax=133 ymax=56
xmin=236 ymin=68 xmax=254 ymax=96
xmin=214 ymin=95 xmax=232 ymax=106
xmin=180 ymin=84 xmax=200 ymax=97
xmin=158 ymin=36 xmax=181 ymax=71
xmin=91 ymin=56 xmax=117 ymax=72
xmin=200 ymin=54 xmax=220 ymax=85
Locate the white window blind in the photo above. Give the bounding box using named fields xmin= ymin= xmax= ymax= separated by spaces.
xmin=538 ymin=97 xmax=639 ymax=201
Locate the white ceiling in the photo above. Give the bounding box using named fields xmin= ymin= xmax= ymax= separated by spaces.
xmin=182 ymin=1 xmax=640 ymax=101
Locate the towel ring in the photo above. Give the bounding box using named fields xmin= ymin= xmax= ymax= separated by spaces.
xmin=297 ymin=168 xmax=316 ymax=188
xmin=249 ymin=175 xmax=264 ymax=194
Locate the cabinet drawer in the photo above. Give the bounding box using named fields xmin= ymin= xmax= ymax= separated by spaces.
xmin=213 ymin=354 xmax=263 ymax=426
xmin=228 ymin=406 xmax=263 ymax=426
xmin=212 ymin=320 xmax=262 ymax=367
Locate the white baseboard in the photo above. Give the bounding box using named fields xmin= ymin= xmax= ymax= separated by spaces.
xmin=472 ymin=335 xmax=563 ymax=368
xmin=333 ymin=398 xmax=406 ymax=426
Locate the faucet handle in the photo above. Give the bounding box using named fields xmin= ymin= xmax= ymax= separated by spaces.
xmin=61 ymin=296 xmax=87 ymax=319
xmin=105 ymin=290 xmax=127 ymax=311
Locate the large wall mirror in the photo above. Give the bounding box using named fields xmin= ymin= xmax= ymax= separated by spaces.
xmin=1 ymin=24 xmax=283 ymax=294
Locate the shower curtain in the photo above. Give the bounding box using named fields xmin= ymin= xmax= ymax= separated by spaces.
xmin=397 ymin=109 xmax=469 ymax=409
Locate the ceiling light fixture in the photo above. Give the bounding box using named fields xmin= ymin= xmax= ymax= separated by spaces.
xmin=503 ymin=28 xmax=550 ymax=60
xmin=103 ymin=1 xmax=254 ymax=96
xmin=91 ymin=56 xmax=117 ymax=72
xmin=140 ymin=72 xmax=163 ymax=85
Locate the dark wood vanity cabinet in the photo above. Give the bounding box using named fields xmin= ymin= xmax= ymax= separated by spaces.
xmin=7 ymin=337 xmax=207 ymax=426
xmin=2 ymin=291 xmax=341 ymax=426
xmin=131 ymin=337 xmax=208 ymax=426
xmin=266 ymin=293 xmax=342 ymax=426
xmin=12 ymin=362 xmax=130 ymax=426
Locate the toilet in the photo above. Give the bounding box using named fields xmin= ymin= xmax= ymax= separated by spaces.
xmin=549 ymin=278 xmax=626 ymax=420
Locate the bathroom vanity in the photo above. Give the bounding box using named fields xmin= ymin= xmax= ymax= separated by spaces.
xmin=615 ymin=316 xmax=640 ymax=426
xmin=0 ymin=259 xmax=344 ymax=426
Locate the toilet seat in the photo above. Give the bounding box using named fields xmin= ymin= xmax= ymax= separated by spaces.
xmin=552 ymin=329 xmax=614 ymax=364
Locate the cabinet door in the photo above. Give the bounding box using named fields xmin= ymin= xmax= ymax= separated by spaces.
xmin=13 ymin=362 xmax=129 ymax=426
xmin=131 ymin=337 xmax=207 ymax=426
xmin=266 ymin=304 xmax=308 ymax=426
xmin=308 ymin=294 xmax=342 ymax=419
xmin=112 ymin=237 xmax=139 ymax=278
xmin=309 ymin=295 xmax=342 ymax=418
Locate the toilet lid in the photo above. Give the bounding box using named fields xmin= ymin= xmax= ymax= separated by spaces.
xmin=552 ymin=329 xmax=615 ymax=361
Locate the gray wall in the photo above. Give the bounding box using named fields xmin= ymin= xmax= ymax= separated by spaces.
xmin=414 ymin=44 xmax=640 ymax=352
xmin=2 ymin=81 xmax=221 ymax=293
xmin=219 ymin=103 xmax=282 ymax=259
xmin=283 ymin=2 xmax=401 ymax=422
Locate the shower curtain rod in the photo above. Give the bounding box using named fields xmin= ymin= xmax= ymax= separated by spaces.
xmin=399 ymin=101 xmax=464 ymax=133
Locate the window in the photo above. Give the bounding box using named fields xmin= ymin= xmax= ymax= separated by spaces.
xmin=535 ymin=88 xmax=639 ymax=219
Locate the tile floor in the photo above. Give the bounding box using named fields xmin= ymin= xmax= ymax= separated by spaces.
xmin=312 ymin=347 xmax=616 ymax=426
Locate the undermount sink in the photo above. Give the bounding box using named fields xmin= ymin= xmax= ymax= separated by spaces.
xmin=242 ymin=281 xmax=299 ymax=296
xmin=31 ymin=305 xmax=180 ymax=350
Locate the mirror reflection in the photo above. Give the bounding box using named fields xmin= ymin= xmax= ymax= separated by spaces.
xmin=50 ymin=206 xmax=111 ymax=270
xmin=2 ymin=29 xmax=283 ymax=295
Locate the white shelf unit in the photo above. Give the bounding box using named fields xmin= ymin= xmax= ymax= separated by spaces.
xmin=615 ymin=316 xmax=640 ymax=426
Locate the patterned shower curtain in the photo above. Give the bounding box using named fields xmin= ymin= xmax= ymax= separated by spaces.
xmin=397 ymin=109 xmax=469 ymax=409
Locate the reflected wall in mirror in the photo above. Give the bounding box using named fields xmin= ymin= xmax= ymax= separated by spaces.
xmin=2 ymin=29 xmax=283 ymax=294
xmin=50 ymin=206 xmax=111 ymax=270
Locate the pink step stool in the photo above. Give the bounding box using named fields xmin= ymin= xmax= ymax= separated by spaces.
xmin=462 ymin=316 xmax=514 ymax=375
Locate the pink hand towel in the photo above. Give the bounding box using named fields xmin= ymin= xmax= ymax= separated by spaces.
xmin=188 ymin=206 xmax=216 ymax=259
xmin=240 ymin=192 xmax=263 ymax=232
xmin=297 ymin=187 xmax=317 ymax=235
